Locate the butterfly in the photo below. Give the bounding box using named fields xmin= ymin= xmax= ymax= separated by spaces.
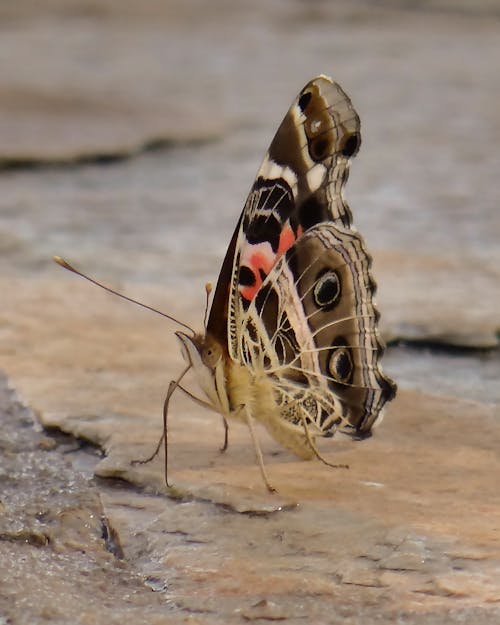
xmin=55 ymin=75 xmax=396 ymax=492
xmin=168 ymin=75 xmax=396 ymax=491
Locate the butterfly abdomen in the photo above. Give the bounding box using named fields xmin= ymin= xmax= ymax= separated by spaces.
xmin=225 ymin=360 xmax=255 ymax=418
xmin=225 ymin=361 xmax=314 ymax=460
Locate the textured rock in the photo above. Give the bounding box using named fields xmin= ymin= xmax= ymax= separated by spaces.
xmin=1 ymin=268 xmax=500 ymax=622
xmin=3 ymin=372 xmax=500 ymax=623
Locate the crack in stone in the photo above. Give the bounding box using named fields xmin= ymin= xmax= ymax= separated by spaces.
xmin=0 ymin=135 xmax=215 ymax=172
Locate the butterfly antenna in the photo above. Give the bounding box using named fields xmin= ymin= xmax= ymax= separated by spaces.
xmin=203 ymin=282 xmax=212 ymax=330
xmin=53 ymin=256 xmax=195 ymax=335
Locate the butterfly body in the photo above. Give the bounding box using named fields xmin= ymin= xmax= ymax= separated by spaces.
xmin=173 ymin=75 xmax=396 ymax=489
xmin=177 ymin=330 xmax=317 ymax=462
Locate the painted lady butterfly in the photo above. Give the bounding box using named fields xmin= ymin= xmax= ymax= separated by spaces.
xmin=56 ymin=75 xmax=396 ymax=493
xmin=171 ymin=75 xmax=396 ymax=491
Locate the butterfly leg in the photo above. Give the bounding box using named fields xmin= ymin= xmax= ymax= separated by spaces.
xmin=132 ymin=380 xmax=217 ymax=465
xmin=164 ymin=393 xmax=228 ymax=453
xmin=163 ymin=380 xmax=224 ymax=486
xmin=241 ymin=405 xmax=277 ymax=493
xmin=162 ymin=371 xmax=222 ymax=486
xmin=131 ymin=364 xmax=192 ymax=469
xmin=298 ymin=410 xmax=349 ymax=470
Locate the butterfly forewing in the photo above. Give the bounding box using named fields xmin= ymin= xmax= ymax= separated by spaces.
xmin=208 ymin=76 xmax=362 ymax=355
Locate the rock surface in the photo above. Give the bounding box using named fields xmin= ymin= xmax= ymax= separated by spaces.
xmin=0 ymin=1 xmax=499 ymax=624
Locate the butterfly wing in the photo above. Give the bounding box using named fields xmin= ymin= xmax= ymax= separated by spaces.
xmin=207 ymin=74 xmax=395 ymax=435
xmin=207 ymin=75 xmax=361 ymax=354
xmin=236 ymin=223 xmax=396 ymax=441
xmin=205 ymin=74 xmax=394 ymax=457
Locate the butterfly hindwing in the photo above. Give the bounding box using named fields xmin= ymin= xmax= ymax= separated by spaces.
xmin=237 ymin=223 xmax=395 ymax=442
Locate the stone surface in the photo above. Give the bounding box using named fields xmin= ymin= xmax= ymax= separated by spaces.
xmin=1 ymin=1 xmax=499 ymax=624
xmin=0 ymin=1 xmax=228 ymax=164
xmin=2 ymin=372 xmax=500 ymax=624
xmin=0 ymin=374 xmax=181 ymax=625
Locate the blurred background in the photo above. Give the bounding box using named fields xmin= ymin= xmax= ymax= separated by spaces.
xmin=1 ymin=0 xmax=498 ymax=400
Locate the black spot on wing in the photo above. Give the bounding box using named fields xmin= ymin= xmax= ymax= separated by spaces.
xmin=296 ymin=195 xmax=330 ymax=231
xmin=245 ymin=214 xmax=282 ymax=251
xmin=326 ymin=336 xmax=354 ymax=389
xmin=251 ymin=177 xmax=295 ymax=221
xmin=298 ymin=91 xmax=312 ymax=112
xmin=243 ymin=177 xmax=296 ymax=252
xmin=313 ymin=269 xmax=341 ymax=310
xmin=341 ymin=132 xmax=361 ymax=157
xmin=239 ymin=265 xmax=255 ymax=287
xmin=330 ymin=348 xmax=353 ymax=381
xmin=310 ymin=136 xmax=330 ymax=161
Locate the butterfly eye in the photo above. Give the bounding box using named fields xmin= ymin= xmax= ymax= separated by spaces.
xmin=202 ymin=342 xmax=221 ymax=368
xmin=328 ymin=346 xmax=353 ymax=383
xmin=313 ymin=270 xmax=341 ymax=309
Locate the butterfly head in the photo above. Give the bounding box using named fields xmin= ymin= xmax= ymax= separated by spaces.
xmin=199 ymin=335 xmax=224 ymax=369
xmin=175 ymin=331 xmax=227 ymax=412
xmin=175 ymin=331 xmax=223 ymax=371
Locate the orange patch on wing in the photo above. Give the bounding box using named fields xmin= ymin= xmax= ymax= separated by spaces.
xmin=251 ymin=250 xmax=275 ymax=275
xmin=277 ymin=224 xmax=296 ymax=257
xmin=239 ymin=248 xmax=274 ymax=302
xmin=240 ymin=283 xmax=259 ymax=302
xmin=239 ymin=225 xmax=298 ymax=303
